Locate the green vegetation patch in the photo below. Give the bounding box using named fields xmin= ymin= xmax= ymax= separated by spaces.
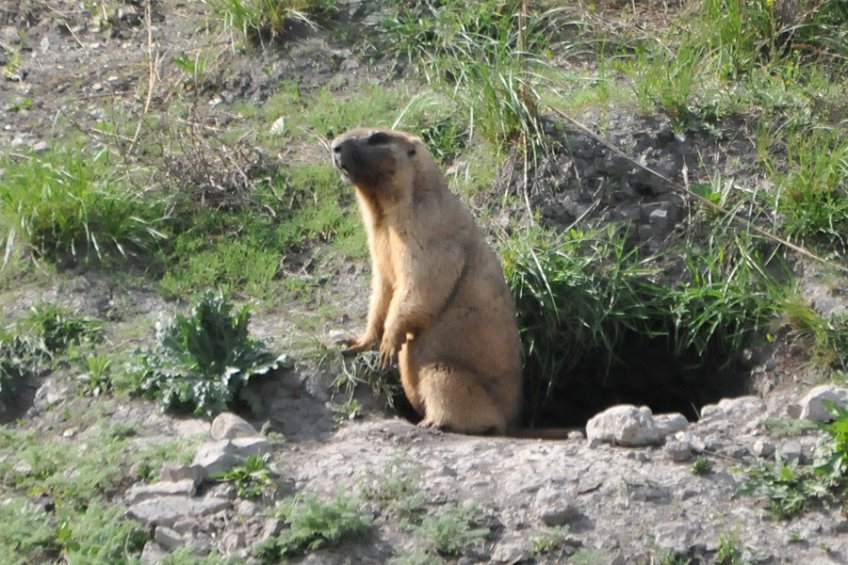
xmin=257 ymin=492 xmax=373 ymax=560
xmin=132 ymin=290 xmax=291 ymax=417
xmin=502 ymin=225 xmax=780 ymax=416
xmin=0 ymin=147 xmax=165 ymax=266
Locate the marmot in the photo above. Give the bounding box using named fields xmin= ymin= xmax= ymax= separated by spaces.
xmin=331 ymin=127 xmax=523 ymax=435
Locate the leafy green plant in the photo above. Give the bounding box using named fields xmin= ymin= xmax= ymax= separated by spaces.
xmin=23 ymin=303 xmax=101 ymax=354
xmin=691 ymin=457 xmax=713 ymax=476
xmin=258 ymin=492 xmax=372 ymax=560
xmin=0 ymin=334 xmax=49 ymax=401
xmin=361 ymin=458 xmax=427 ymax=525
xmin=76 ymin=352 xmax=113 ymax=397
xmin=531 ymin=525 xmax=572 ymax=556
xmin=133 ymin=290 xmax=291 ymax=417
xmin=415 ymin=503 xmax=489 ymax=556
xmin=214 ymin=454 xmax=274 ymax=499
xmin=716 ymin=530 xmax=750 ymax=565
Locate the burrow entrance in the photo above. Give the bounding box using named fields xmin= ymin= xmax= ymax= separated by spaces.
xmin=524 ymin=335 xmax=755 ymax=428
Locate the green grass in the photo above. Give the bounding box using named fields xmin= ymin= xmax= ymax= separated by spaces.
xmin=502 ymin=225 xmax=782 ymax=416
xmin=0 ymin=147 xmax=166 ymax=266
xmin=215 ymin=0 xmax=338 ymax=44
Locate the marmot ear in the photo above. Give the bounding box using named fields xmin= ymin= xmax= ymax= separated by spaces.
xmin=408 ymin=147 xmax=416 ymax=156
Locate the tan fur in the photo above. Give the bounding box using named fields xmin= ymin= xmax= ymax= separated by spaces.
xmin=330 ymin=127 xmax=523 ymax=435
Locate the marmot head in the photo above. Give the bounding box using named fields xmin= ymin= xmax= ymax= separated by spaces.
xmin=330 ymin=128 xmax=427 ymax=196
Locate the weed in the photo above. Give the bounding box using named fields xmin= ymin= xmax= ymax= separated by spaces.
xmin=214 ymin=454 xmax=275 ymax=499
xmin=415 ymin=503 xmax=489 ymax=556
xmin=258 ymin=492 xmax=372 ymax=560
xmin=56 ymin=502 xmax=148 ymax=563
xmin=76 ymin=352 xmax=113 ymax=397
xmin=0 ymin=498 xmax=57 ymax=564
xmin=0 ymin=334 xmax=49 ymax=401
xmin=691 ymin=457 xmax=713 ymax=476
xmin=716 ymin=530 xmax=749 ymax=565
xmin=361 ymin=458 xmax=427 ymax=525
xmin=333 ymin=350 xmax=401 ymax=411
xmin=132 ymin=290 xmax=291 ymax=417
xmin=23 ymin=303 xmax=101 ymax=354
xmin=531 ymin=525 xmax=572 ymax=556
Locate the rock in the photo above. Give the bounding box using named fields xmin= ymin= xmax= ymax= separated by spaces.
xmin=140 ymin=541 xmax=167 ymax=564
xmin=654 ymin=413 xmax=689 ymax=436
xmin=126 ymin=479 xmax=197 ymax=504
xmin=799 ymin=385 xmax=848 ymax=422
xmin=153 ymin=526 xmax=184 ymax=550
xmin=220 ymin=531 xmax=245 ymax=554
xmin=491 ymin=540 xmax=531 ymax=563
xmin=161 ymin=463 xmax=204 ymax=485
xmin=235 ymin=499 xmax=260 ymax=516
xmin=534 ymin=486 xmax=581 ymax=526
xmin=654 ymin=522 xmax=692 ymax=554
xmin=752 ymin=439 xmax=775 ymax=458
xmin=191 ymin=440 xmax=240 ymax=479
xmin=211 ymin=412 xmax=258 ymax=440
xmin=127 ymin=496 xmax=231 ymax=527
xmin=664 ymin=439 xmax=694 ymax=463
xmin=269 ymin=116 xmax=286 ymax=135
xmin=586 ymin=405 xmax=663 ymax=447
xmin=231 ymin=436 xmax=272 ymax=457
xmin=700 ymin=396 xmax=766 ymax=422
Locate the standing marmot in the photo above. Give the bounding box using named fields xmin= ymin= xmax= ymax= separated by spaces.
xmin=330 ymin=127 xmax=523 ymax=434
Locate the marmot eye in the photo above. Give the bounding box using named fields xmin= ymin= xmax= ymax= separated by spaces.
xmin=367 ymin=132 xmax=391 ymax=145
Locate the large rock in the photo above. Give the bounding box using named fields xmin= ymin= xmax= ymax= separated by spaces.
xmin=125 ymin=479 xmax=197 ymax=504
xmin=799 ymin=385 xmax=848 ymax=422
xmin=210 ymin=412 xmax=258 ymax=440
xmin=191 ymin=437 xmax=271 ymax=480
xmin=127 ymin=496 xmax=231 ymax=527
xmin=586 ymin=405 xmax=667 ymax=446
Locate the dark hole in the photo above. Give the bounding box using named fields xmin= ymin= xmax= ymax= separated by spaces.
xmin=524 ymin=333 xmax=753 ymax=429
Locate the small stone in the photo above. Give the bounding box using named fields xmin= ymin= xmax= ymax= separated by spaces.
xmin=269 ymin=116 xmax=286 ymax=135
xmin=799 ymin=385 xmax=848 ymax=422
xmin=491 ymin=541 xmax=530 ymax=563
xmin=534 ymin=486 xmax=580 ymax=526
xmin=258 ymin=518 xmax=284 ymax=543
xmin=654 ymin=413 xmax=689 ymax=436
xmin=220 ymin=531 xmax=245 ymax=554
xmin=664 ymin=439 xmax=694 ymax=463
xmin=567 ymin=430 xmax=585 ymax=441
xmin=153 ymin=526 xmax=184 ymax=550
xmin=586 ymin=405 xmax=663 ymax=447
xmin=752 ymin=439 xmax=775 ymax=458
xmin=140 ymin=541 xmax=167 ymax=565
xmin=211 ymin=413 xmax=258 ymax=440
xmin=235 ymin=499 xmax=259 ymax=516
